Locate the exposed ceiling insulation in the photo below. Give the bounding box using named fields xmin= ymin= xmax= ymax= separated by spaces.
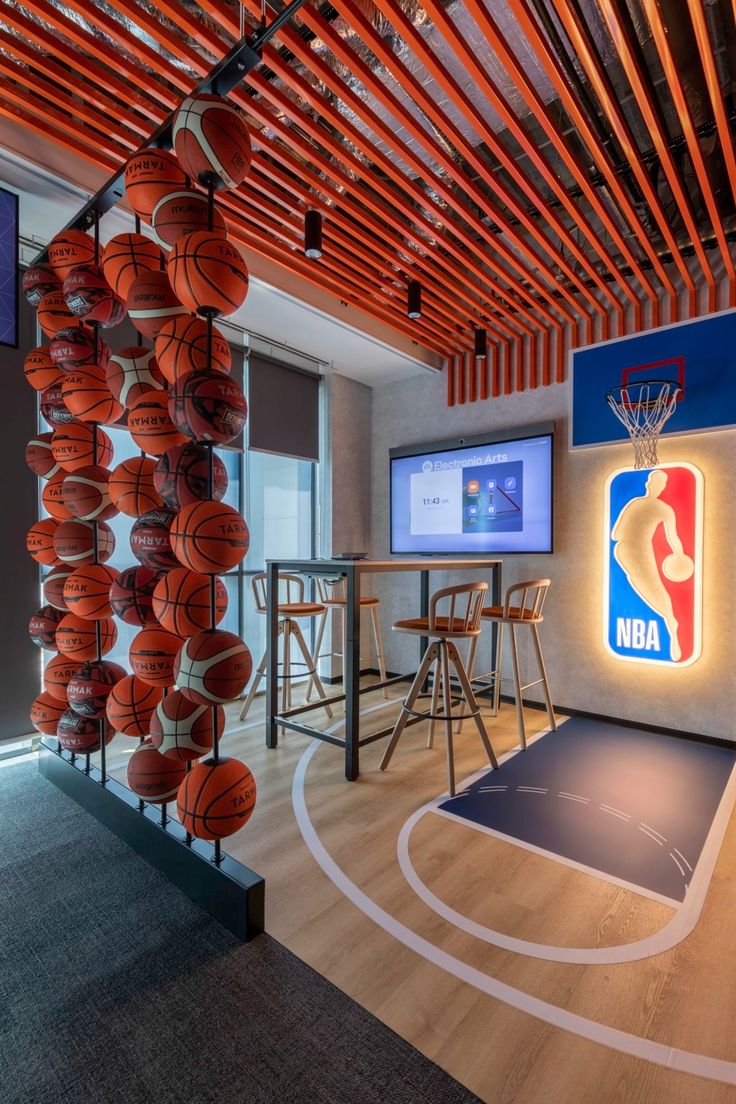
xmin=1 ymin=0 xmax=735 ymax=398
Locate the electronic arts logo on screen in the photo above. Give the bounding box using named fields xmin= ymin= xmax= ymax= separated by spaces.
xmin=604 ymin=463 xmax=703 ymax=666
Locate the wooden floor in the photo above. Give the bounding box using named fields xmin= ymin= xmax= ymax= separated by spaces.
xmin=98 ymin=682 xmax=736 ymax=1104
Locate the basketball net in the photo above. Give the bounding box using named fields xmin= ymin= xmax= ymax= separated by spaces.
xmin=605 ymin=380 xmax=681 ymax=469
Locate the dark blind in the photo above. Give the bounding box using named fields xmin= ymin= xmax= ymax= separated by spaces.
xmin=247 ymin=352 xmax=320 ymax=462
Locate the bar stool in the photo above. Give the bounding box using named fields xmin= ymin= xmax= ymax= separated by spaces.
xmin=379 ymin=582 xmax=498 ymax=796
xmin=310 ymin=576 xmax=389 ymax=699
xmin=239 ymin=572 xmax=333 ymax=721
xmin=470 ymin=579 xmax=555 ymax=750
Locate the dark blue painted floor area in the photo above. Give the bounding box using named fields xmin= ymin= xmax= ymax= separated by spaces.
xmin=438 ymin=718 xmax=736 ymax=902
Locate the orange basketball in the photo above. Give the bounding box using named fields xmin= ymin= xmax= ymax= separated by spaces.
xmin=50 ymin=325 xmax=107 ymax=373
xmin=129 ymin=625 xmax=182 ymax=687
xmin=62 ymin=465 xmax=116 ymax=521
xmin=172 ymin=94 xmax=252 ymax=190
xmin=170 ymin=500 xmax=249 ymax=573
xmin=43 ymin=652 xmax=80 ymax=701
xmin=152 ymin=568 xmax=227 ymax=636
xmin=151 ymin=190 xmax=226 ymax=252
xmin=27 ymin=517 xmax=60 ymax=565
xmin=63 ymin=265 xmax=126 ymax=328
xmin=109 ymin=565 xmax=162 ymax=626
xmin=167 ymin=231 xmax=248 ymax=316
xmin=67 ymin=659 xmax=126 ymax=719
xmin=61 ymin=366 xmax=124 ymax=425
xmin=127 ymin=270 xmax=189 ymax=340
xmin=155 ymin=315 xmax=231 ymax=383
xmin=51 ymin=422 xmax=113 ymax=472
xmin=176 ymin=756 xmax=256 ymax=840
xmin=55 ymin=613 xmax=117 ymax=661
xmin=40 ymin=383 xmax=73 ymax=428
xmin=57 ymin=708 xmax=114 ymax=753
xmin=47 ymin=229 xmax=95 ymax=278
xmin=53 ymin=519 xmax=114 ymax=565
xmin=108 ymin=456 xmax=163 ymax=517
xmin=30 ymin=691 xmax=67 ymax=736
xmin=26 ymin=433 xmax=61 ymax=480
xmin=43 ymin=564 xmax=73 ymax=610
xmin=29 ymin=604 xmax=64 ymax=650
xmin=63 ymin=563 xmax=119 ymax=620
xmin=127 ymin=738 xmax=186 ymax=803
xmin=106 ymin=346 xmax=165 ymax=408
xmin=149 ymin=690 xmax=222 ymax=761
xmin=128 ymin=390 xmax=186 ymax=455
xmin=129 ymin=508 xmax=178 ymax=571
xmin=174 ymin=629 xmax=252 ymax=704
xmin=22 ymin=264 xmax=61 ymax=307
xmin=37 ymin=291 xmax=74 ymax=336
xmin=101 ymin=232 xmax=163 ymax=298
xmin=124 ymin=149 xmax=188 ymax=220
xmin=41 ymin=470 xmax=72 ymax=520
xmin=106 ymin=675 xmax=164 ymax=737
xmin=24 ymin=345 xmax=60 ymax=392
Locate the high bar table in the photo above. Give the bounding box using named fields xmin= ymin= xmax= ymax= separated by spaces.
xmin=264 ymin=558 xmax=503 ymax=780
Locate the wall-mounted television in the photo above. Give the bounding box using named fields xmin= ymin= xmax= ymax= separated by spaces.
xmin=390 ymin=423 xmax=554 ymax=555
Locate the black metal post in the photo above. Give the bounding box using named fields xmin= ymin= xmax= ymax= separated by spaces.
xmin=345 ymin=565 xmax=361 ymax=781
xmin=266 ymin=561 xmax=278 ymax=748
xmin=420 ymin=569 xmax=430 ymax=694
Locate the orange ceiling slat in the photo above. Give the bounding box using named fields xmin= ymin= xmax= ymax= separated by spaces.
xmin=687 ymin=0 xmax=736 ymax=214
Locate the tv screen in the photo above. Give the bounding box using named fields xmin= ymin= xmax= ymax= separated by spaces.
xmin=390 ymin=426 xmax=554 ymax=555
xmin=0 ymin=186 xmax=18 ymax=348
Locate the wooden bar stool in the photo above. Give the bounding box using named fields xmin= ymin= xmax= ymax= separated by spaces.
xmin=310 ymin=576 xmax=389 ymax=699
xmin=470 ymin=579 xmax=555 ymax=750
xmin=239 ymin=572 xmax=333 ymax=720
xmin=379 ymin=582 xmax=498 ymax=796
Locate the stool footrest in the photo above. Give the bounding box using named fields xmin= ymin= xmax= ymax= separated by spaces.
xmin=402 ymin=698 xmax=477 ymax=724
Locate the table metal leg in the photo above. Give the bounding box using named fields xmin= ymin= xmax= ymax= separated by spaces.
xmin=266 ymin=561 xmax=279 ymax=749
xmin=490 ymin=562 xmax=502 ymax=682
xmin=420 ymin=569 xmax=430 ymax=693
xmin=345 ymin=567 xmax=361 ymax=780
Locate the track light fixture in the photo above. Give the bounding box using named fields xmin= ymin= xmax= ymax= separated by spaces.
xmin=407 ymin=279 xmax=422 ymax=319
xmin=304 ymin=209 xmax=322 ymax=259
xmin=474 ymin=326 xmax=487 ymax=361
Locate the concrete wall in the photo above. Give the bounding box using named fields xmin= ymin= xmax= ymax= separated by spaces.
xmin=368 ymin=369 xmax=736 ymax=741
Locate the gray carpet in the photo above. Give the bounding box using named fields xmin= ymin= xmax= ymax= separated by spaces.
xmin=0 ymin=761 xmax=480 ymax=1104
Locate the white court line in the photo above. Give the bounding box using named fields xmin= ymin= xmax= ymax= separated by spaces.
xmin=670 ymin=852 xmax=687 ymax=877
xmin=638 ymin=825 xmax=666 ymax=847
xmin=558 ymin=792 xmax=590 ymax=804
xmin=517 ymin=786 xmax=548 ymax=794
xmin=292 ymin=740 xmax=736 ymax=1086
xmin=674 ymin=847 xmax=693 ymax=872
xmin=600 ymin=804 xmax=631 ymax=820
xmin=641 ymin=822 xmax=667 ymax=843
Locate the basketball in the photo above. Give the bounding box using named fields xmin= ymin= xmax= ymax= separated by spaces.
xmin=27 ymin=518 xmax=60 ymax=565
xmin=55 ymin=614 xmax=117 ymax=661
xmin=108 ymin=456 xmax=163 ymax=516
xmin=127 ymin=270 xmax=189 ymax=340
xmin=155 ymin=315 xmax=231 ymax=383
xmin=62 ymin=465 xmax=116 ymax=521
xmin=63 ymin=563 xmax=119 ymax=620
xmin=67 ymin=659 xmax=126 ymax=718
xmin=175 ymin=629 xmax=252 ymax=704
xmin=170 ymin=501 xmax=249 ymax=574
xmin=53 ymin=518 xmax=114 ymax=565
xmin=47 ymin=229 xmax=95 ymax=277
xmin=28 ymin=605 xmax=63 ymax=650
xmin=173 ymin=94 xmax=252 ymax=190
xmin=26 ymin=433 xmax=61 ymax=480
xmin=128 ymin=389 xmax=187 ymax=455
xmin=106 ymin=346 xmax=165 ymax=408
xmin=102 ymin=233 xmax=163 ymax=298
xmin=167 ymin=231 xmax=249 ymax=316
xmin=61 ymin=367 xmax=124 ymax=425
xmin=51 ymin=422 xmax=113 ymax=472
xmin=22 ymin=264 xmax=61 ymax=307
xmin=44 ymin=653 xmax=79 ymax=701
xmin=150 ymin=690 xmax=223 ymax=761
xmin=152 ymin=568 xmax=227 ymax=636
xmin=130 ymin=507 xmax=178 ymax=571
xmin=24 ymin=346 xmax=60 ymax=391
xmin=43 ymin=564 xmax=73 ymax=610
xmin=57 ymin=708 xmax=114 ymax=754
xmin=41 ymin=470 xmax=72 ymax=520
xmin=109 ymin=565 xmax=162 ymax=625
xmin=40 ymin=384 xmax=73 ymax=427
xmin=30 ymin=691 xmax=66 ymax=736
xmin=124 ymin=148 xmax=188 ymax=220
xmin=63 ymin=265 xmax=126 ymax=328
xmin=151 ymin=190 xmax=227 ymax=252
xmin=50 ymin=326 xmax=109 ymax=373
xmin=127 ymin=738 xmax=186 ymax=802
xmin=106 ymin=675 xmax=164 ymax=737
xmin=169 ymin=370 xmax=246 ymax=444
xmin=153 ymin=442 xmax=227 ymax=509
xmin=130 ymin=625 xmax=182 ymax=687
xmin=37 ymin=291 xmax=74 ymax=336
xmin=176 ymin=756 xmax=256 ymax=840
xmin=662 ymin=552 xmax=695 ymax=583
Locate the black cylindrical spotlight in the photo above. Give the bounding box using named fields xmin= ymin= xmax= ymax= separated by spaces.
xmin=407 ymin=279 xmax=422 ymax=319
xmin=304 ymin=209 xmax=322 ymax=259
xmin=474 ymin=326 xmax=487 ymax=360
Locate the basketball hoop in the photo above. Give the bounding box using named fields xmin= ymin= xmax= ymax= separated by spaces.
xmin=605 ymin=379 xmax=681 ymax=469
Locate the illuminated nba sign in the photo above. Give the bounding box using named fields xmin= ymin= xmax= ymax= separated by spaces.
xmin=604 ymin=463 xmax=703 ymax=666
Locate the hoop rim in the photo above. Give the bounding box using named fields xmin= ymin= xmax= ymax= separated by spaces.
xmin=605 ymin=378 xmax=682 ymax=404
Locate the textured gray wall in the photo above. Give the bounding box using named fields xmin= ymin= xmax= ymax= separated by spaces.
xmin=369 ymin=369 xmax=736 ymax=741
xmin=329 ymin=373 xmax=372 ymax=555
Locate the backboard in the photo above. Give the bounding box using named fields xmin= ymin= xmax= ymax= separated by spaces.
xmin=570 ymin=308 xmax=736 ymax=449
